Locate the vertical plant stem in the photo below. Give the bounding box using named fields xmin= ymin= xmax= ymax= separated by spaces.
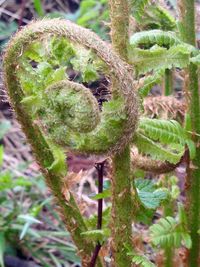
xmin=163 ymin=68 xmax=173 ymax=266
xmin=164 ymin=69 xmax=173 ymax=96
xmin=18 ymin=0 xmax=26 ymax=27
xmin=90 ymin=161 xmax=105 ymax=267
xmin=178 ymin=1 xmax=200 ymax=266
xmin=109 ymin=1 xmax=134 ymax=266
xmin=111 ymin=146 xmax=133 ymax=267
xmin=164 ymin=176 xmax=174 ymax=267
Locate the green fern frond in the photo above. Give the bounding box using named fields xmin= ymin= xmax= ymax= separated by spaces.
xmin=130 ymin=30 xmax=181 ymax=49
xmin=151 ymin=5 xmax=176 ymax=30
xmin=138 ymin=118 xmax=186 ymax=145
xmin=138 ymin=69 xmax=165 ymax=97
xmin=129 ymin=44 xmax=190 ymax=74
xmin=135 ymin=118 xmax=195 ymax=162
xmin=81 ymin=228 xmax=110 ymax=243
xmin=190 ymin=53 xmax=200 ymax=65
xmin=131 ymin=0 xmax=149 ymax=22
xmin=126 ymin=245 xmax=155 ymax=267
xmin=149 ymin=216 xmax=192 ymax=249
xmin=131 ymin=255 xmax=155 ymax=267
xmin=134 ymin=132 xmax=184 ymax=164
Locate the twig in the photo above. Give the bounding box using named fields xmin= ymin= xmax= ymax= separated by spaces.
xmin=18 ymin=0 xmax=26 ymax=27
xmin=89 ymin=160 xmax=106 ymax=267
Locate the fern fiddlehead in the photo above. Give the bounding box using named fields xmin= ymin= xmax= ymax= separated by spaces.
xmin=3 ymin=19 xmax=139 ymax=266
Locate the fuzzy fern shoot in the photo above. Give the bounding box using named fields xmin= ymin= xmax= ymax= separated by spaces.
xmin=2 ymin=0 xmax=200 ymax=266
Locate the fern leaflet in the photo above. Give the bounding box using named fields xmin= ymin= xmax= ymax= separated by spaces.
xmin=131 ymin=0 xmax=149 ymax=22
xmin=138 ymin=118 xmax=186 ymax=145
xmin=130 ymin=30 xmax=181 ymax=49
xmin=131 ymin=255 xmax=155 ymax=267
xmin=129 ymin=44 xmax=190 ymax=74
xmin=150 ymin=216 xmax=192 ymax=249
xmin=134 ymin=132 xmax=184 ymax=164
xmin=138 ymin=69 xmax=165 ymax=97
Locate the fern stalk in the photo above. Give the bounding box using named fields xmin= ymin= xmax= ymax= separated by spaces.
xmin=178 ymin=0 xmax=200 ymax=265
xmin=109 ymin=1 xmax=134 ymax=266
xmin=164 ymin=67 xmax=173 ymax=267
xmin=164 ymin=69 xmax=173 ymax=96
xmin=163 ymin=177 xmax=174 ymax=267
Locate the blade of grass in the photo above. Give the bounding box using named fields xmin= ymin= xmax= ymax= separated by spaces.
xmin=33 ymin=0 xmax=44 ymax=17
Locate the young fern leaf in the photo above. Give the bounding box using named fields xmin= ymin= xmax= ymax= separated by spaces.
xmin=134 ymin=132 xmax=184 ymax=164
xmin=81 ymin=229 xmax=110 ymax=244
xmin=135 ymin=178 xmax=168 ymax=209
xmin=190 ymin=53 xmax=200 ymax=65
xmin=135 ymin=118 xmax=195 ymax=163
xmin=138 ymin=69 xmax=165 ymax=97
xmin=138 ymin=118 xmax=186 ymax=145
xmin=129 ymin=30 xmax=181 ymax=49
xmin=126 ymin=244 xmax=155 ymax=267
xmin=129 ymin=44 xmax=190 ymax=74
xmin=131 ymin=0 xmax=149 ymax=22
xmin=150 ymin=216 xmax=192 ymax=249
xmin=131 ymin=255 xmax=155 ymax=267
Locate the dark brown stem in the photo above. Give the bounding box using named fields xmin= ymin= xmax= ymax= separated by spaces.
xmin=96 ymin=161 xmax=105 ymax=229
xmin=18 ymin=0 xmax=26 ymax=27
xmin=89 ymin=161 xmax=105 ymax=267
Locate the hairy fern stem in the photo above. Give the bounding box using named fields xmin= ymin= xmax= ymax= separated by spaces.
xmin=178 ymin=0 xmax=200 ymax=265
xmin=164 ymin=69 xmax=173 ymax=96
xmin=109 ymin=1 xmax=136 ymax=266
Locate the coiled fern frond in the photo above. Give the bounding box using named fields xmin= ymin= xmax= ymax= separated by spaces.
xmin=3 ymin=18 xmax=139 ymax=265
xmin=4 ymin=19 xmax=138 ymax=155
xmin=130 ymin=30 xmax=181 ymax=49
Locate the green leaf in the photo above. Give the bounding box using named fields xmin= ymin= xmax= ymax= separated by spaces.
xmin=135 ymin=179 xmax=168 ymax=209
xmin=150 ymin=216 xmax=192 ymax=249
xmin=190 ymin=53 xmax=200 ymax=65
xmin=129 ymin=44 xmax=190 ymax=74
xmin=0 ymin=146 xmax=3 ymax=167
xmin=18 ymin=214 xmax=42 ymax=240
xmin=0 ymin=21 xmax=17 ymax=41
xmin=48 ymin=145 xmax=67 ymax=176
xmin=81 ymin=228 xmax=110 ymax=243
xmin=134 ymin=132 xmax=184 ymax=164
xmin=186 ymin=139 xmax=196 ymax=159
xmin=138 ymin=118 xmax=186 ymax=145
xmin=24 ymin=42 xmax=45 ymax=62
xmin=91 ymin=189 xmax=111 ymax=200
xmin=182 ymin=233 xmax=192 ymax=249
xmin=0 ymin=233 xmax=5 ymax=267
xmin=131 ymin=0 xmax=149 ymax=22
xmin=139 ymin=69 xmax=165 ymax=97
xmin=85 ymin=206 xmax=111 ymax=229
xmin=33 ymin=0 xmax=44 ymax=17
xmin=136 ymin=118 xmax=195 ymax=161
xmin=131 ymin=255 xmax=155 ymax=267
xmin=126 ymin=246 xmax=155 ymax=267
xmin=130 ymin=30 xmax=181 ymax=49
xmin=0 ymin=120 xmax=11 ymax=139
xmin=82 ymin=65 xmax=99 ymax=82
